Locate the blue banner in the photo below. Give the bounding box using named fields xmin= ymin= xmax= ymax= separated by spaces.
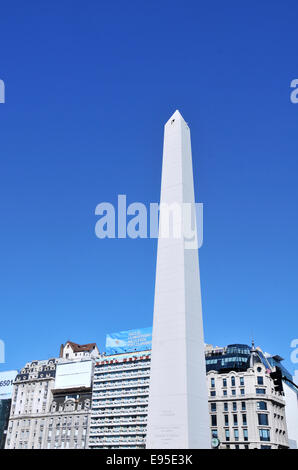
xmin=105 ymin=327 xmax=152 ymax=354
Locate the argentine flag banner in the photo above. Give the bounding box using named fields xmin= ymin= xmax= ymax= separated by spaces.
xmin=105 ymin=327 xmax=152 ymax=354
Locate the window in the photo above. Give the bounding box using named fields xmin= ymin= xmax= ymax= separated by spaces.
xmin=240 ymin=377 xmax=244 ymax=386
xmin=256 ymin=388 xmax=266 ymax=395
xmin=212 ymin=429 xmax=218 ymax=438
xmin=231 ymin=376 xmax=236 ymax=387
xmin=232 ymin=389 xmax=236 ymax=396
xmin=257 ymin=376 xmax=264 ymax=385
xmin=224 ymin=415 xmax=229 ymax=426
xmin=232 ymin=402 xmax=237 ymax=411
xmin=233 ymin=414 xmax=238 ymax=426
xmin=259 ymin=429 xmax=270 ymax=442
xmin=234 ymin=429 xmax=239 ymax=441
xmin=240 ymin=388 xmax=245 ymax=395
xmin=223 ymin=390 xmax=227 ymax=396
xmin=258 ymin=414 xmax=269 ymax=426
xmin=211 ymin=403 xmax=216 ymax=412
xmin=243 ymin=429 xmax=248 ymax=441
xmin=241 ymin=402 xmax=246 ymax=411
xmin=224 ymin=402 xmax=228 ymax=411
xmin=242 ymin=414 xmax=247 ymax=426
xmin=225 ymin=429 xmax=230 ymax=441
xmin=223 ymin=378 xmax=227 ymax=387
xmin=211 ymin=378 xmax=215 ymax=388
xmin=210 ymin=391 xmax=216 ymax=397
xmin=257 ymin=401 xmax=267 ymax=410
xmin=211 ymin=415 xmax=217 ymax=427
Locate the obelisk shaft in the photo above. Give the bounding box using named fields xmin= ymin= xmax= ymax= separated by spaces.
xmin=146 ymin=110 xmax=210 ymax=449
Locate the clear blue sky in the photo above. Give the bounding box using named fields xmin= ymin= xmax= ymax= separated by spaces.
xmin=0 ymin=1 xmax=297 ymax=375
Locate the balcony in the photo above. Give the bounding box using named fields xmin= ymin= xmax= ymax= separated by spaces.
xmin=89 ymin=435 xmax=146 ymax=445
xmin=91 ymin=407 xmax=148 ymax=417
xmin=93 ymin=379 xmax=150 ymax=390
xmin=92 ymin=397 xmax=149 ymax=408
xmin=94 ymin=370 xmax=150 ymax=382
xmin=91 ymin=417 xmax=147 ymax=426
xmin=90 ymin=427 xmax=146 ymax=436
xmin=94 ymin=363 xmax=150 ymax=374
xmin=93 ymin=387 xmax=149 ymax=397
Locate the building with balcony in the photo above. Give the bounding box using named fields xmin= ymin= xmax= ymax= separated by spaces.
xmin=88 ymin=350 xmax=150 ymax=449
xmin=89 ymin=342 xmax=293 ymax=450
xmin=5 ymin=357 xmax=59 ymax=449
xmin=5 ymin=341 xmax=98 ymax=449
xmin=4 ymin=339 xmax=296 ymax=450
xmin=206 ymin=343 xmax=289 ymax=449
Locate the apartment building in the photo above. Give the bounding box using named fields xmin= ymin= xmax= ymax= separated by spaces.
xmin=206 ymin=343 xmax=289 ymax=449
xmin=88 ymin=350 xmax=150 ymax=449
xmin=89 ymin=343 xmax=291 ymax=450
xmin=4 ymin=340 xmax=295 ymax=450
xmin=5 ymin=342 xmax=98 ymax=449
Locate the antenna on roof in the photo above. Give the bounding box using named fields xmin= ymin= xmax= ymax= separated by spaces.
xmin=251 ymin=328 xmax=255 ymax=349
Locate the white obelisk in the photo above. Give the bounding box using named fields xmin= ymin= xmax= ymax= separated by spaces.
xmin=146 ymin=110 xmax=210 ymax=449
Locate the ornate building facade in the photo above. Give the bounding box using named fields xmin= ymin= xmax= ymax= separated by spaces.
xmin=206 ymin=344 xmax=289 ymax=449
xmin=4 ymin=341 xmax=295 ymax=449
xmin=5 ymin=342 xmax=98 ymax=449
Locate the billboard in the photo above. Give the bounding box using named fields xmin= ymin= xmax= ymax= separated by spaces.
xmin=54 ymin=361 xmax=92 ymax=390
xmin=0 ymin=370 xmax=18 ymax=400
xmin=105 ymin=327 xmax=152 ymax=354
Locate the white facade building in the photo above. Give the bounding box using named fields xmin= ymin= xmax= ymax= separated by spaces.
xmin=89 ymin=343 xmax=292 ymax=450
xmin=89 ymin=351 xmax=150 ymax=449
xmin=5 ymin=358 xmax=59 ymax=449
xmin=5 ymin=342 xmax=98 ymax=449
xmin=59 ymin=341 xmax=99 ymax=361
xmin=5 ymin=340 xmax=296 ymax=449
xmin=207 ymin=363 xmax=288 ymax=449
